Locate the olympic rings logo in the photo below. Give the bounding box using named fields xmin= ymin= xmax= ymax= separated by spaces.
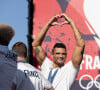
xmin=79 ymin=74 xmax=100 ymax=90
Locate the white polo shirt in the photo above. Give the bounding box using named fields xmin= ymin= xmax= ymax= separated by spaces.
xmin=41 ymin=57 xmax=79 ymax=90
xmin=17 ymin=60 xmax=52 ymax=90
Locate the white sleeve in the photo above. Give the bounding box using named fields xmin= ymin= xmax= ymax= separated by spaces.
xmin=64 ymin=61 xmax=79 ymax=88
xmin=41 ymin=57 xmax=53 ymax=69
xmin=41 ymin=57 xmax=53 ymax=78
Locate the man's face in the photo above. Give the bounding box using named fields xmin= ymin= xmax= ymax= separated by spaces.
xmin=52 ymin=47 xmax=67 ymax=67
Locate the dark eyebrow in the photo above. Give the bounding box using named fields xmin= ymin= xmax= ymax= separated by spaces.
xmin=55 ymin=53 xmax=60 ymax=54
xmin=55 ymin=53 xmax=67 ymax=55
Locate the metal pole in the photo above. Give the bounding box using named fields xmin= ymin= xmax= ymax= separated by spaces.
xmin=27 ymin=0 xmax=34 ymax=65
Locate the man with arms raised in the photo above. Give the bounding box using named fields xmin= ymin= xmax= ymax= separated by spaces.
xmin=32 ymin=14 xmax=85 ymax=90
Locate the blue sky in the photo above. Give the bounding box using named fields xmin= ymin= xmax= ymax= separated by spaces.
xmin=0 ymin=0 xmax=28 ymax=49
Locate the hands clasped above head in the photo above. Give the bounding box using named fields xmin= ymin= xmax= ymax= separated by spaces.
xmin=48 ymin=13 xmax=72 ymax=26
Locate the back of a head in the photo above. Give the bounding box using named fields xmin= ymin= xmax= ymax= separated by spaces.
xmin=52 ymin=43 xmax=66 ymax=53
xmin=0 ymin=23 xmax=15 ymax=46
xmin=12 ymin=42 xmax=27 ymax=58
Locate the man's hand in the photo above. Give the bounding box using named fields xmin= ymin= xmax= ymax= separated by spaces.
xmin=60 ymin=13 xmax=73 ymax=25
xmin=48 ymin=14 xmax=73 ymax=26
xmin=48 ymin=15 xmax=60 ymax=26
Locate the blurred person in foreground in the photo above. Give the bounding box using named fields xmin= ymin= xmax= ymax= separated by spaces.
xmin=0 ymin=23 xmax=17 ymax=90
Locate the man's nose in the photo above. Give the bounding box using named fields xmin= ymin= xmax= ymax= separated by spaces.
xmin=59 ymin=54 xmax=63 ymax=57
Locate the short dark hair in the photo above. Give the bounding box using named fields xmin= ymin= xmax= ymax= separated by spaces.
xmin=0 ymin=23 xmax=15 ymax=45
xmin=12 ymin=42 xmax=27 ymax=58
xmin=52 ymin=43 xmax=66 ymax=53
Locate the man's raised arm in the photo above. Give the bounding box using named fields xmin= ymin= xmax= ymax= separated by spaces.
xmin=32 ymin=15 xmax=60 ymax=65
xmin=61 ymin=13 xmax=85 ymax=68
